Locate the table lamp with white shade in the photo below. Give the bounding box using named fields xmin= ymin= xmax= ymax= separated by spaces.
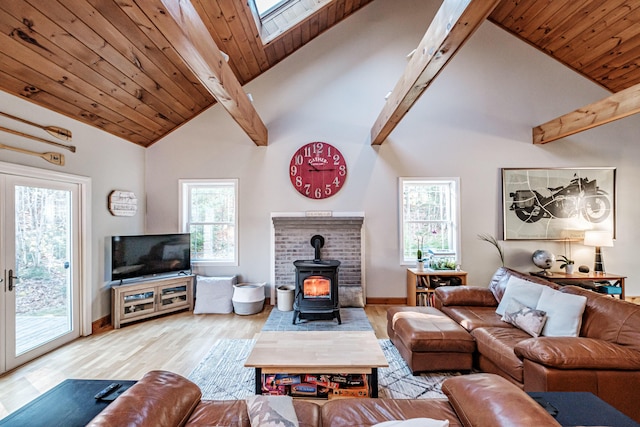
xmin=583 ymin=230 xmax=614 ymax=273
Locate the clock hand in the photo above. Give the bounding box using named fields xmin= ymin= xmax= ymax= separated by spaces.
xmin=308 ymin=168 xmax=336 ymax=172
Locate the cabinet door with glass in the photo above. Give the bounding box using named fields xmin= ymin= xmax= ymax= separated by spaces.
xmin=159 ymin=283 xmax=189 ymax=311
xmin=121 ymin=287 xmax=156 ymax=319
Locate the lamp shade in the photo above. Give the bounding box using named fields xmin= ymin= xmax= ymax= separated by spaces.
xmin=583 ymin=230 xmax=613 ymax=247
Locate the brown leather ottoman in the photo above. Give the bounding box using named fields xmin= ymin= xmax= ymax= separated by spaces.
xmin=387 ymin=306 xmax=475 ymax=374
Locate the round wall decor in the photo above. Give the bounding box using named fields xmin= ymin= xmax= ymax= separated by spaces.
xmin=289 ymin=142 xmax=347 ymax=199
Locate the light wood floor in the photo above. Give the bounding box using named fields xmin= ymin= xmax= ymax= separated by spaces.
xmin=0 ymin=304 xmax=391 ymax=418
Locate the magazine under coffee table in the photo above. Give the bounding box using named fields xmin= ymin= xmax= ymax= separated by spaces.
xmin=244 ymin=331 xmax=388 ymax=399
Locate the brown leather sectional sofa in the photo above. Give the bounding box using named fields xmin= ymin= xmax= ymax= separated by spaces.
xmin=431 ymin=267 xmax=640 ymax=422
xmin=88 ymin=369 xmax=561 ymax=426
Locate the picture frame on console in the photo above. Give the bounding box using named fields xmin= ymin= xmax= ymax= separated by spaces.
xmin=502 ymin=167 xmax=616 ymax=240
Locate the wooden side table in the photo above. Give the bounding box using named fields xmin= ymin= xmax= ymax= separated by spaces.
xmin=530 ymin=271 xmax=626 ymax=300
xmin=406 ymin=268 xmax=468 ymax=306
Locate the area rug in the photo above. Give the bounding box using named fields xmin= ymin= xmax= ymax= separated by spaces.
xmin=187 ymin=338 xmax=460 ymax=400
xmin=261 ymin=307 xmax=373 ymax=332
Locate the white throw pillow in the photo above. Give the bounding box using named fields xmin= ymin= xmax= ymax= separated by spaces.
xmin=374 ymin=419 xmax=449 ymax=427
xmin=536 ymin=287 xmax=587 ymax=337
xmin=495 ymin=276 xmax=545 ymax=316
xmin=246 ymin=395 xmax=299 ymax=427
xmin=193 ymin=275 xmax=236 ymax=314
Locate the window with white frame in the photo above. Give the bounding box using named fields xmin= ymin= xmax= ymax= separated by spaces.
xmin=180 ymin=179 xmax=238 ymax=266
xmin=400 ymin=178 xmax=460 ymax=265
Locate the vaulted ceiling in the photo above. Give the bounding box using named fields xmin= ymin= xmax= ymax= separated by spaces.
xmin=1 ymin=0 xmax=639 ymax=148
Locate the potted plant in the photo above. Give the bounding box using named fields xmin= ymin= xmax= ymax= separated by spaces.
xmin=416 ymin=237 xmax=424 ymax=271
xmin=557 ymin=255 xmax=575 ymax=274
xmin=558 ymin=238 xmax=575 ymax=274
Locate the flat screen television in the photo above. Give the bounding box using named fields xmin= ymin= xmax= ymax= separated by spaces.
xmin=111 ymin=233 xmax=191 ymax=281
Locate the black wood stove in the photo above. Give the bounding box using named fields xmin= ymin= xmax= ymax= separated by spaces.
xmin=293 ymin=235 xmax=341 ymax=324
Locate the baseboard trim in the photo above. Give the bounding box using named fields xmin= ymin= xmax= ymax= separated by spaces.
xmin=92 ymin=315 xmax=113 ymax=334
xmin=366 ymin=297 xmax=406 ymax=305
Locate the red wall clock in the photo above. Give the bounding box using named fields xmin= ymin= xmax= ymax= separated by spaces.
xmin=289 ymin=142 xmax=347 ymax=199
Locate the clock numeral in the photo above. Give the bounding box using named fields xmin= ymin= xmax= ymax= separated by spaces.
xmin=296 ymin=176 xmax=303 ymax=187
xmin=325 ymin=184 xmax=332 ymax=196
xmin=332 ymin=177 xmax=340 ymax=187
xmin=315 ymin=142 xmax=324 ymax=155
xmin=290 ymin=165 xmax=298 ymax=176
xmin=295 ymin=154 xmax=304 ymax=165
xmin=339 ymin=165 xmax=346 ymax=176
xmin=333 ymin=154 xmax=341 ymax=165
xmin=304 ymin=146 xmax=311 ymax=157
xmin=304 ymin=183 xmax=311 ymax=195
xmin=315 ymin=187 xmax=322 ymax=198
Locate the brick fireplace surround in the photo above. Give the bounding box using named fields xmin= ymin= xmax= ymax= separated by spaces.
xmin=271 ymin=213 xmax=365 ymax=307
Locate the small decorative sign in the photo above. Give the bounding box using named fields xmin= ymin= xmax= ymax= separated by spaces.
xmin=108 ymin=190 xmax=138 ymax=217
xmin=305 ymin=210 xmax=333 ymax=217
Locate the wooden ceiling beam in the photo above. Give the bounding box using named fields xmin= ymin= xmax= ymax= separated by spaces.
xmin=533 ymin=82 xmax=640 ymax=144
xmin=369 ymin=0 xmax=501 ymax=145
xmin=143 ymin=0 xmax=268 ymax=146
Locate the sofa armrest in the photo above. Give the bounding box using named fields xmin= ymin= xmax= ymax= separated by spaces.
xmin=87 ymin=370 xmax=202 ymax=427
xmin=442 ymin=373 xmax=561 ymax=426
xmin=434 ymin=286 xmax=498 ymax=307
xmin=515 ymin=337 xmax=640 ymax=370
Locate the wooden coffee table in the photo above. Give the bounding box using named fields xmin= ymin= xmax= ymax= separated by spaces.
xmin=244 ymin=331 xmax=388 ymax=398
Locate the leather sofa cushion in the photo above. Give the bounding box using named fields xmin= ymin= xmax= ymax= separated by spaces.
xmin=321 ymin=398 xmax=462 ymax=426
xmin=394 ymin=313 xmax=475 ymax=353
xmin=87 ymin=370 xmax=202 ymax=427
xmin=435 ymin=286 xmax=498 ymax=307
xmin=562 ymin=286 xmax=640 ymax=352
xmin=387 ymin=306 xmax=440 ymax=330
xmin=440 ymin=306 xmax=509 ymax=331
xmin=186 ymin=400 xmax=321 ymax=427
xmin=471 ymin=327 xmax=533 ymax=383
xmin=442 ymin=373 xmax=561 ymax=426
xmin=515 ymin=337 xmax=640 ymax=370
xmin=488 ymin=268 xmax=559 ymax=303
xmin=186 ymin=400 xmax=251 ymax=427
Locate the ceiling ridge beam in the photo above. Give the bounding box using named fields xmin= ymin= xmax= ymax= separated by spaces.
xmin=144 ymin=0 xmax=268 ymax=146
xmin=369 ymin=0 xmax=501 ymax=145
xmin=533 ymin=82 xmax=640 ymax=144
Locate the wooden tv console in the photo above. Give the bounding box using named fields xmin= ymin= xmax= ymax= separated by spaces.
xmin=111 ymin=275 xmax=194 ymax=328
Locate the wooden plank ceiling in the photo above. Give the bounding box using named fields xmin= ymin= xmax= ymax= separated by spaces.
xmin=0 ymin=0 xmax=639 ymax=147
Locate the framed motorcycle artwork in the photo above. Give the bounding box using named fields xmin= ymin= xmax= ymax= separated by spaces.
xmin=502 ymin=167 xmax=616 ymax=240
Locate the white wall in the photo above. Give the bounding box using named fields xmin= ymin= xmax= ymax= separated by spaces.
xmin=146 ymin=0 xmax=640 ymax=299
xmin=0 ymin=91 xmax=146 ymax=320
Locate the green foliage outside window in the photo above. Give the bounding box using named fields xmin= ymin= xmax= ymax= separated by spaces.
xmin=401 ymin=179 xmax=458 ymax=264
xmin=184 ymin=180 xmax=237 ymax=263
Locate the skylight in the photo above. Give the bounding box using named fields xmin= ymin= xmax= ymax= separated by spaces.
xmin=251 ymin=0 xmax=329 ymax=43
xmin=254 ymin=0 xmax=289 ymax=18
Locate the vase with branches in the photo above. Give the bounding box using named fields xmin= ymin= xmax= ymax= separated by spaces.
xmin=478 ymin=233 xmax=505 ymax=267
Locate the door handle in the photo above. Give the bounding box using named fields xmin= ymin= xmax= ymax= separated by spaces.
xmin=8 ymin=269 xmax=19 ymax=291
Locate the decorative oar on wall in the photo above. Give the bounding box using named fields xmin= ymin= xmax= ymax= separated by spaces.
xmin=0 ymin=142 xmax=65 ymax=166
xmin=0 ymin=125 xmax=76 ymax=153
xmin=0 ymin=111 xmax=72 ymax=141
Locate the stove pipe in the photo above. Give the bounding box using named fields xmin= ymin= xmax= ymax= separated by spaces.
xmin=310 ymin=235 xmax=325 ymax=262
